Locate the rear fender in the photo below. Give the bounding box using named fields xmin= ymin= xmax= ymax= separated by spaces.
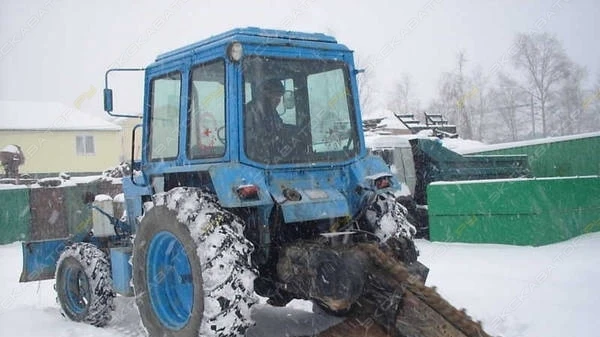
xmin=350 ymin=154 xmax=403 ymax=192
xmin=19 ymin=239 xmax=68 ymax=282
xmin=348 ymin=154 xmax=406 ymax=216
xmin=209 ymin=163 xmax=274 ymax=208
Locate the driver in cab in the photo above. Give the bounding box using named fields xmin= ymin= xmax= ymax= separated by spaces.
xmin=244 ymin=79 xmax=292 ymax=163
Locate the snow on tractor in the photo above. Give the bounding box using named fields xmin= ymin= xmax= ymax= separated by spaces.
xmin=20 ymin=28 xmax=492 ymax=337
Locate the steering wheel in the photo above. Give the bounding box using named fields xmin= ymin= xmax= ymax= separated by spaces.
xmin=216 ymin=126 xmax=226 ymax=145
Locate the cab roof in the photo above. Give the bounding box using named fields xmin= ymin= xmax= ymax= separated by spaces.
xmin=155 ymin=27 xmax=349 ymax=62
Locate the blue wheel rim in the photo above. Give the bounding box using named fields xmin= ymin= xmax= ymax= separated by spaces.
xmin=147 ymin=231 xmax=194 ymax=330
xmin=63 ymin=263 xmax=90 ymax=315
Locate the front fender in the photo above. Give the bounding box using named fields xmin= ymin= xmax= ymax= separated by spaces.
xmin=349 ymin=154 xmax=404 ymax=193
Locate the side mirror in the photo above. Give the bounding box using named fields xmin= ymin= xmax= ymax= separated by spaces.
xmin=283 ymin=90 xmax=295 ymax=110
xmin=103 ymin=88 xmax=113 ymax=112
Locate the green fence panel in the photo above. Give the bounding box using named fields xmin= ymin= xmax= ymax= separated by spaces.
xmin=0 ymin=187 xmax=30 ymax=244
xmin=428 ymin=176 xmax=600 ymax=246
xmin=0 ymin=179 xmax=123 ymax=244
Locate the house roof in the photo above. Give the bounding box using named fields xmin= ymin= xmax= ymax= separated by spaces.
xmin=0 ymin=101 xmax=122 ymax=131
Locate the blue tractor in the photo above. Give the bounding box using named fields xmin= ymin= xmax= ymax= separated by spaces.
xmin=20 ymin=28 xmax=490 ymax=337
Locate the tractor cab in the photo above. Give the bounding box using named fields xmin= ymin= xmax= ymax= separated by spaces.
xmin=136 ymin=28 xmax=363 ymax=170
xmin=104 ymin=28 xmax=399 ymax=233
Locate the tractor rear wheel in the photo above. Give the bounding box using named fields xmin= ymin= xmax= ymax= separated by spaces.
xmin=133 ymin=187 xmax=257 ymax=337
xmin=55 ymin=242 xmax=114 ymax=327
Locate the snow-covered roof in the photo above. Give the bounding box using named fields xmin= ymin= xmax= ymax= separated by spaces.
xmin=365 ymin=134 xmax=413 ymax=148
xmin=366 ymin=109 xmax=408 ymax=130
xmin=0 ymin=101 xmax=122 ymax=131
xmin=365 ymin=130 xmax=487 ymax=152
xmin=441 ymin=137 xmax=487 ymax=153
xmin=1 ymin=144 xmax=20 ymax=153
xmin=460 ymin=131 xmax=600 ymax=154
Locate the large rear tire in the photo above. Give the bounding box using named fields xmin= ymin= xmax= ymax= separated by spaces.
xmin=133 ymin=187 xmax=258 ymax=337
xmin=55 ymin=243 xmax=114 ymax=327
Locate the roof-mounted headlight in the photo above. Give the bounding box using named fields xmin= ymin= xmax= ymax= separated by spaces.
xmin=227 ymin=42 xmax=243 ymax=62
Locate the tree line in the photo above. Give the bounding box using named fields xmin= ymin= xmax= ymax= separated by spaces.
xmin=363 ymin=32 xmax=600 ymax=143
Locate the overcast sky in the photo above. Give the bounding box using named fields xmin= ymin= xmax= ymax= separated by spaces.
xmin=0 ymin=0 xmax=598 ymax=116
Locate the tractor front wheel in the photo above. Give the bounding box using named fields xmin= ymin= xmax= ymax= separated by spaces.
xmin=55 ymin=243 xmax=114 ymax=327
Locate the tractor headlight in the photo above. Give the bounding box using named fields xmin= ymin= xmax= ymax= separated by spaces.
xmin=228 ymin=42 xmax=243 ymax=62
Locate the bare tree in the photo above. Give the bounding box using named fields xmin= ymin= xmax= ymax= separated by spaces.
xmin=433 ymin=51 xmax=474 ymax=139
xmin=512 ymin=32 xmax=571 ymax=137
xmin=388 ymin=73 xmax=421 ymax=118
xmin=594 ymin=74 xmax=600 ymax=130
xmin=578 ymin=72 xmax=600 ymax=133
xmin=470 ymin=67 xmax=492 ymax=141
xmin=555 ymin=64 xmax=587 ymax=135
xmin=454 ymin=51 xmax=474 ymax=139
xmin=355 ymin=55 xmax=375 ymax=116
xmin=389 ymin=73 xmax=411 ymax=114
xmin=491 ymin=73 xmax=530 ymax=141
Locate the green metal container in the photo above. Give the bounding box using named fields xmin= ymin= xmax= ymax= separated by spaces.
xmin=428 ymin=176 xmax=600 ymax=246
xmin=466 ymin=133 xmax=600 ymax=177
xmin=0 ymin=187 xmax=30 ymax=244
xmin=410 ymin=138 xmax=529 ymax=205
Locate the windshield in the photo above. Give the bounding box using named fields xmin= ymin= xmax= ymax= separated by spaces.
xmin=243 ymin=56 xmax=360 ymax=165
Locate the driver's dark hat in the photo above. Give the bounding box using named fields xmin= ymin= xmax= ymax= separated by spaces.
xmin=257 ymin=79 xmax=284 ymax=95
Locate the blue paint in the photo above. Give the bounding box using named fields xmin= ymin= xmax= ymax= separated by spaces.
xmin=110 ymin=247 xmax=133 ymax=296
xmin=62 ymin=261 xmax=90 ymax=315
xmin=103 ymin=88 xmax=113 ymax=112
xmin=146 ymin=231 xmax=193 ymax=330
xmin=155 ymin=27 xmax=343 ymax=64
xmin=278 ymin=187 xmax=350 ymax=223
xmin=19 ymin=239 xmax=66 ymax=282
xmin=208 ymin=163 xmax=273 ymax=208
xmin=122 ymin=176 xmax=152 ymax=233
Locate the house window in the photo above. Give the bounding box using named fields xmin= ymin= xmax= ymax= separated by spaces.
xmin=76 ymin=135 xmax=95 ymax=155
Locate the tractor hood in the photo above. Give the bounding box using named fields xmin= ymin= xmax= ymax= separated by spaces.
xmin=209 ymin=155 xmax=400 ymax=223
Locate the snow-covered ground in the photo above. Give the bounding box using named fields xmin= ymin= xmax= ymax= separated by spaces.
xmin=0 ymin=233 xmax=599 ymax=337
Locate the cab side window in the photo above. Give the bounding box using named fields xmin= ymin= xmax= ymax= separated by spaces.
xmin=149 ymin=72 xmax=181 ymax=161
xmin=187 ymin=60 xmax=226 ymax=159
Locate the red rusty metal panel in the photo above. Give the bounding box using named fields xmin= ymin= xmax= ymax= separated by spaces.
xmin=29 ymin=187 xmax=68 ymax=240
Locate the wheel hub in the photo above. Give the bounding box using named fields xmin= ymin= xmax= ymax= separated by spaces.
xmin=147 ymin=231 xmax=194 ymax=330
xmin=63 ymin=263 xmax=91 ymax=315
